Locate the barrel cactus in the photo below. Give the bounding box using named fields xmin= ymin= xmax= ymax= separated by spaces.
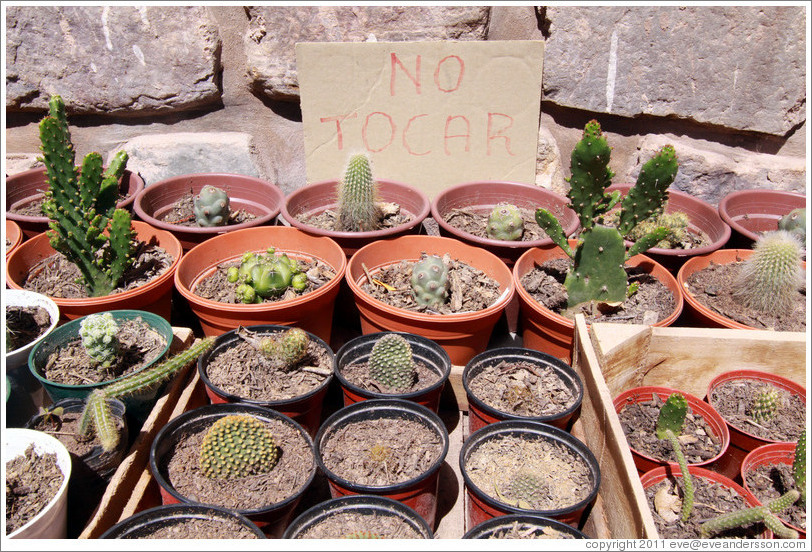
xmin=337 ymin=153 xmax=381 ymax=232
xmin=368 ymin=334 xmax=416 ymax=391
xmin=504 ymin=471 xmax=550 ymax=509
xmin=193 ymin=185 xmax=230 ymax=227
xmin=79 ymin=312 xmax=121 ymax=369
xmin=410 ymin=254 xmax=449 ymax=308
xmin=199 ymin=415 xmax=279 ymax=479
xmin=486 ymin=203 xmax=524 ymax=241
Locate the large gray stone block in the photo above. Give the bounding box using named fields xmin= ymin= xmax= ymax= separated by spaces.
xmin=6 ymin=6 xmax=222 ymax=114
xmin=245 ymin=6 xmax=490 ymax=100
xmin=543 ymin=6 xmax=806 ymax=136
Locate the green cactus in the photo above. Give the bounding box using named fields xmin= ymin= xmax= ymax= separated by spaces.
xmin=656 ymin=393 xmax=694 ymax=522
xmin=486 ymin=203 xmax=524 ymax=241
xmin=751 ymin=387 xmax=780 ymax=423
xmin=793 ymin=432 xmax=806 ymax=506
xmin=700 ymin=490 xmax=800 ymax=539
xmin=731 ymin=231 xmax=804 ymax=316
xmin=336 ymin=153 xmax=382 ymax=232
xmin=625 ymin=211 xmax=690 ymax=249
xmin=193 ymin=185 xmax=230 ymax=227
xmin=778 ymin=208 xmax=806 ymax=246
xmin=503 ymin=471 xmax=550 ymax=509
xmin=410 ymin=254 xmax=450 ymax=308
xmin=39 ymin=95 xmax=136 ymax=297
xmin=534 ymin=120 xmax=677 ymax=308
xmin=343 ymin=531 xmax=382 ymax=539
xmin=368 ymin=334 xmax=416 ymax=391
xmin=256 ymin=328 xmax=310 ymax=368
xmin=199 ymin=414 xmax=279 ymax=479
xmin=227 ymin=248 xmax=308 ymax=303
xmin=79 ymin=312 xmax=121 ymax=369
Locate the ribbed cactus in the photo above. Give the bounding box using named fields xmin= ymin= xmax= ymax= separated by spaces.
xmin=368 ymin=334 xmax=416 ymax=391
xmin=486 ymin=203 xmax=524 ymax=241
xmin=751 ymin=387 xmax=780 ymax=423
xmin=257 ymin=328 xmax=309 ymax=368
xmin=778 ymin=208 xmax=806 ymax=246
xmin=700 ymin=490 xmax=800 ymax=539
xmin=410 ymin=254 xmax=450 ymax=308
xmin=336 ymin=153 xmax=382 ymax=232
xmin=79 ymin=312 xmax=121 ymax=369
xmin=39 ymin=95 xmax=136 ymax=297
xmin=656 ymin=393 xmax=694 ymax=522
xmin=227 ymin=248 xmax=308 ymax=303
xmin=534 ymin=120 xmax=677 ymax=308
xmin=199 ymin=415 xmax=279 ymax=479
xmin=193 ymin=185 xmax=231 ymax=227
xmin=731 ymin=231 xmax=804 ymax=316
xmin=794 ymin=432 xmax=806 ymax=505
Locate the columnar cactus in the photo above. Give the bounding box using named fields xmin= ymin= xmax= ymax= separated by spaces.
xmin=193 ymin=185 xmax=231 ymax=227
xmin=368 ymin=334 xmax=416 ymax=391
xmin=79 ymin=312 xmax=121 ymax=369
xmin=199 ymin=415 xmax=279 ymax=479
xmin=700 ymin=490 xmax=800 ymax=539
xmin=751 ymin=387 xmax=780 ymax=423
xmin=793 ymin=432 xmax=806 ymax=506
xmin=227 ymin=248 xmax=308 ymax=303
xmin=39 ymin=95 xmax=136 ymax=297
xmin=656 ymin=393 xmax=694 ymax=522
xmin=410 ymin=254 xmax=450 ymax=308
xmin=486 ymin=203 xmax=524 ymax=241
xmin=336 ymin=153 xmax=382 ymax=232
xmin=778 ymin=208 xmax=806 ymax=246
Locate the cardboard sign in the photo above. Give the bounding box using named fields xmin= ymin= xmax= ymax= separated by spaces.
xmin=296 ymin=40 xmax=544 ymax=198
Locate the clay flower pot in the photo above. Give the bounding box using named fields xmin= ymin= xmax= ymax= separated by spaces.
xmin=431 ymin=181 xmax=580 ymax=267
xmin=462 ymin=513 xmax=589 ymax=539
xmin=718 ymin=189 xmax=806 ymax=249
xmin=174 ymin=226 xmax=346 ymax=343
xmin=513 ymin=240 xmax=684 ymax=362
xmin=613 ymin=386 xmax=730 ymax=475
xmin=6 ymin=166 xmax=145 ymax=240
xmin=100 ymin=503 xmax=267 ymax=539
xmin=345 ymin=235 xmax=515 ymax=366
xmin=282 ymin=178 xmax=431 ymax=257
xmin=134 ymin=173 xmax=285 ymax=251
xmin=6 ymin=220 xmax=183 ymax=323
xmin=6 ymin=219 xmax=24 ymax=258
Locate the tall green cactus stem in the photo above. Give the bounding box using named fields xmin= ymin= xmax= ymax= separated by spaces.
xmin=566 ymin=119 xmax=616 ymax=229
xmin=193 ymin=185 xmax=230 ymax=227
xmin=39 ymin=95 xmax=136 ymax=297
xmin=199 ymin=415 xmax=279 ymax=479
xmin=731 ymin=231 xmax=804 ymax=316
xmin=778 ymin=208 xmax=806 ymax=246
xmin=751 ymin=387 xmax=780 ymax=424
xmin=656 ymin=393 xmax=694 ymax=522
xmin=257 ymin=328 xmax=309 ymax=368
xmin=227 ymin=248 xmax=307 ymax=303
xmin=78 ymin=390 xmax=120 ymax=453
xmin=336 ymin=153 xmax=381 ymax=232
xmin=793 ymin=432 xmax=806 ymax=506
xmin=700 ymin=490 xmax=800 ymax=539
xmin=410 ymin=254 xmax=450 ymax=308
xmin=486 ymin=203 xmax=524 ymax=241
xmin=79 ymin=312 xmax=121 ymax=369
xmin=615 ymin=145 xmax=679 ymax=236
xmin=368 ymin=334 xmax=416 ymax=391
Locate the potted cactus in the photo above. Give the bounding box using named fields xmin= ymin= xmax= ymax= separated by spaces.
xmin=718 ymin=188 xmax=806 ymax=250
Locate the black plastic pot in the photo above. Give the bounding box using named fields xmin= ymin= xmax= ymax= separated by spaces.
xmin=463 ymin=347 xmax=584 ymax=435
xmin=462 ymin=513 xmax=589 ymax=539
xmin=99 ymin=503 xmax=267 ymax=539
xmin=333 ymin=331 xmax=451 ymax=413
xmin=283 ymin=494 xmax=434 ymax=539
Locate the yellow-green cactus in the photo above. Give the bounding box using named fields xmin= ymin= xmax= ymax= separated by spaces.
xmin=410 ymin=254 xmax=449 ymax=308
xmin=336 ymin=153 xmax=381 ymax=232
xmin=368 ymin=334 xmax=416 ymax=391
xmin=256 ymin=327 xmax=310 ymax=368
xmin=486 ymin=203 xmax=524 ymax=241
xmin=751 ymin=387 xmax=780 ymax=424
xmin=199 ymin=415 xmax=279 ymax=479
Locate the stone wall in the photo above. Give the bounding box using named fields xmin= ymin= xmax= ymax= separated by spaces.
xmin=5 ymin=5 xmax=807 ymax=203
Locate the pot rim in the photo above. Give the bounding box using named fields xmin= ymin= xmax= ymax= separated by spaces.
xmin=461 ymin=512 xmax=589 ymax=539
xmin=718 ymin=188 xmax=806 ymax=242
xmin=99 ymin=503 xmax=267 ymax=539
xmin=5 ymin=288 xmax=60 ymax=361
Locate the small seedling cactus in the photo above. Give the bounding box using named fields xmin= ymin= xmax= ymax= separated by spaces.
xmin=699 ymin=489 xmax=800 ymax=538
xmin=227 ymin=248 xmax=308 ymax=303
xmin=336 ymin=153 xmax=382 ymax=232
xmin=237 ymin=326 xmax=309 ymax=370
xmin=501 ymin=471 xmax=550 ymax=509
xmin=656 ymin=393 xmax=694 ymax=522
xmin=731 ymin=230 xmax=804 ymax=316
xmin=368 ymin=333 xmax=416 ymax=391
xmin=778 ymin=208 xmax=806 ymax=246
xmin=751 ymin=387 xmax=780 ymax=424
xmin=367 ymin=443 xmax=393 ymax=463
xmin=193 ymin=185 xmax=230 ymax=227
xmin=486 ymin=203 xmax=524 ymax=241
xmin=624 ymin=211 xmax=690 ymax=249
xmin=410 ymin=254 xmax=450 ymax=308
xmin=39 ymin=95 xmax=137 ymax=297
xmin=79 ymin=312 xmax=121 ymax=369
xmin=199 ymin=414 xmax=279 ymax=479
xmin=534 ymin=120 xmax=678 ymax=308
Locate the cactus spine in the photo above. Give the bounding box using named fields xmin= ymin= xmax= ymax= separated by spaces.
xmin=504 ymin=471 xmax=550 ymax=509
xmin=199 ymin=415 xmax=279 ymax=479
xmin=193 ymin=185 xmax=231 ymax=227
xmin=794 ymin=432 xmax=806 ymax=506
xmin=227 ymin=248 xmax=308 ymax=303
xmin=79 ymin=312 xmax=121 ymax=369
xmin=410 ymin=254 xmax=450 ymax=308
xmin=39 ymin=95 xmax=136 ymax=297
xmin=700 ymin=490 xmax=800 ymax=539
xmin=368 ymin=334 xmax=416 ymax=391
xmin=336 ymin=153 xmax=382 ymax=232
xmin=656 ymin=393 xmax=694 ymax=522
xmin=257 ymin=328 xmax=309 ymax=368
xmin=751 ymin=387 xmax=780 ymax=423
xmin=486 ymin=203 xmax=524 ymax=241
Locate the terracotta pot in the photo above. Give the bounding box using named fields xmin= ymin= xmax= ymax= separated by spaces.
xmin=606 ymin=184 xmax=731 ymax=273
xmin=463 ymin=347 xmax=584 ymax=435
xmin=133 ymin=173 xmax=284 ymax=251
xmin=282 ymin=179 xmax=431 ymax=257
xmin=333 ymin=331 xmax=451 ymax=413
xmin=100 ymin=504 xmax=266 ymax=539
xmin=718 ymin=189 xmax=806 ymax=249
xmin=197 ymin=324 xmax=334 ymax=437
xmin=462 ymin=513 xmax=589 ymax=539
xmin=6 ymin=220 xmax=182 ymax=323
xmin=741 ymin=443 xmax=806 ymax=539
xmin=6 ymin=166 xmax=145 ymax=240
xmin=431 ymin=181 xmax=580 ymax=267
xmin=705 ymin=370 xmax=806 ymax=482
xmin=513 ymin=240 xmax=684 ymax=363
xmin=6 ymin=219 xmax=24 ymax=258
xmin=174 ymin=226 xmax=346 ymax=343
xmin=345 ymin=235 xmax=515 ymax=366
xmin=460 ymin=419 xmax=600 ymax=529
xmin=314 ymin=399 xmax=449 ymax=529
xmin=613 ymin=386 xmax=730 ymax=475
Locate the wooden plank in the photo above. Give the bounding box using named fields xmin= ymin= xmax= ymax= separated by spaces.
xmin=434 ymin=409 xmax=465 ymax=538
xmin=448 ymin=365 xmax=467 ymax=412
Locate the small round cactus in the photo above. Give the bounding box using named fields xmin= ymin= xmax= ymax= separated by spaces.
xmin=486 ymin=203 xmax=524 ymax=241
xmin=79 ymin=312 xmax=121 ymax=368
xmin=367 ymin=443 xmax=392 ymax=463
xmin=230 ymin=248 xmax=306 ymax=303
xmin=257 ymin=328 xmax=310 ymax=368
xmin=193 ymin=185 xmax=230 ymax=227
xmin=410 ymin=254 xmax=449 ymax=308
xmin=368 ymin=334 xmax=416 ymax=391
xmin=199 ymin=415 xmax=279 ymax=479
xmin=778 ymin=208 xmax=806 ymax=246
xmin=751 ymin=387 xmax=780 ymax=423
xmin=505 ymin=471 xmax=550 ymax=508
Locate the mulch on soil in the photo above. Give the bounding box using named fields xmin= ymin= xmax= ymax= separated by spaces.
xmin=297 ymin=201 xmax=412 ymax=232
xmin=442 ymin=205 xmax=551 ymax=242
xmin=158 ymin=192 xmax=258 ymax=227
xmin=6 ymin=305 xmax=51 ymax=352
xmin=484 ymin=520 xmax=577 ymax=539
xmin=31 ymin=409 xmax=125 ymax=465
xmin=5 ymin=444 xmax=65 ymax=535
xmin=744 ymin=462 xmax=806 ymax=531
xmin=133 ymin=517 xmax=261 ymax=539
xmin=294 ymin=510 xmax=423 ymax=539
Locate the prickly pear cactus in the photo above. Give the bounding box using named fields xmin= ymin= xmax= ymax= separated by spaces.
xmin=257 ymin=328 xmax=310 ymax=368
xmin=336 ymin=153 xmax=381 ymax=232
xmin=79 ymin=312 xmax=121 ymax=368
xmin=410 ymin=254 xmax=449 ymax=308
xmin=751 ymin=387 xmax=780 ymax=423
xmin=565 ymin=119 xmax=615 ymax=229
xmin=778 ymin=208 xmax=806 ymax=246
xmin=368 ymin=334 xmax=416 ymax=391
xmin=199 ymin=415 xmax=279 ymax=479
xmin=486 ymin=203 xmax=524 ymax=241
xmin=615 ymin=145 xmax=679 ymax=236
xmin=193 ymin=185 xmax=230 ymax=227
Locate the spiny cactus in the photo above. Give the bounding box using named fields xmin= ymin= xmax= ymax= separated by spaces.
xmin=368 ymin=334 xmax=416 ymax=391
xmin=79 ymin=312 xmax=121 ymax=369
xmin=251 ymin=327 xmax=309 ymax=369
xmin=751 ymin=387 xmax=780 ymax=424
xmin=731 ymin=230 xmax=804 ymax=316
xmin=193 ymin=185 xmax=230 ymax=227
xmin=199 ymin=414 xmax=279 ymax=479
xmin=778 ymin=208 xmax=806 ymax=246
xmin=504 ymin=471 xmax=550 ymax=509
xmin=656 ymin=393 xmax=694 ymax=522
xmin=410 ymin=254 xmax=450 ymax=308
xmin=343 ymin=531 xmax=382 ymax=539
xmin=227 ymin=248 xmax=308 ymax=303
xmin=486 ymin=203 xmax=524 ymax=241
xmin=534 ymin=120 xmax=677 ymax=308
xmin=367 ymin=443 xmax=392 ymax=463
xmin=39 ymin=95 xmax=136 ymax=297
xmin=700 ymin=490 xmax=800 ymax=539
xmin=336 ymin=153 xmax=382 ymax=232
xmin=793 ymin=432 xmax=806 ymax=506
xmin=625 ymin=211 xmax=690 ymax=249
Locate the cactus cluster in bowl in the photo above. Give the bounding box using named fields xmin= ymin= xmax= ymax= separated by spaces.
xmin=227 ymin=248 xmax=308 ymax=304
